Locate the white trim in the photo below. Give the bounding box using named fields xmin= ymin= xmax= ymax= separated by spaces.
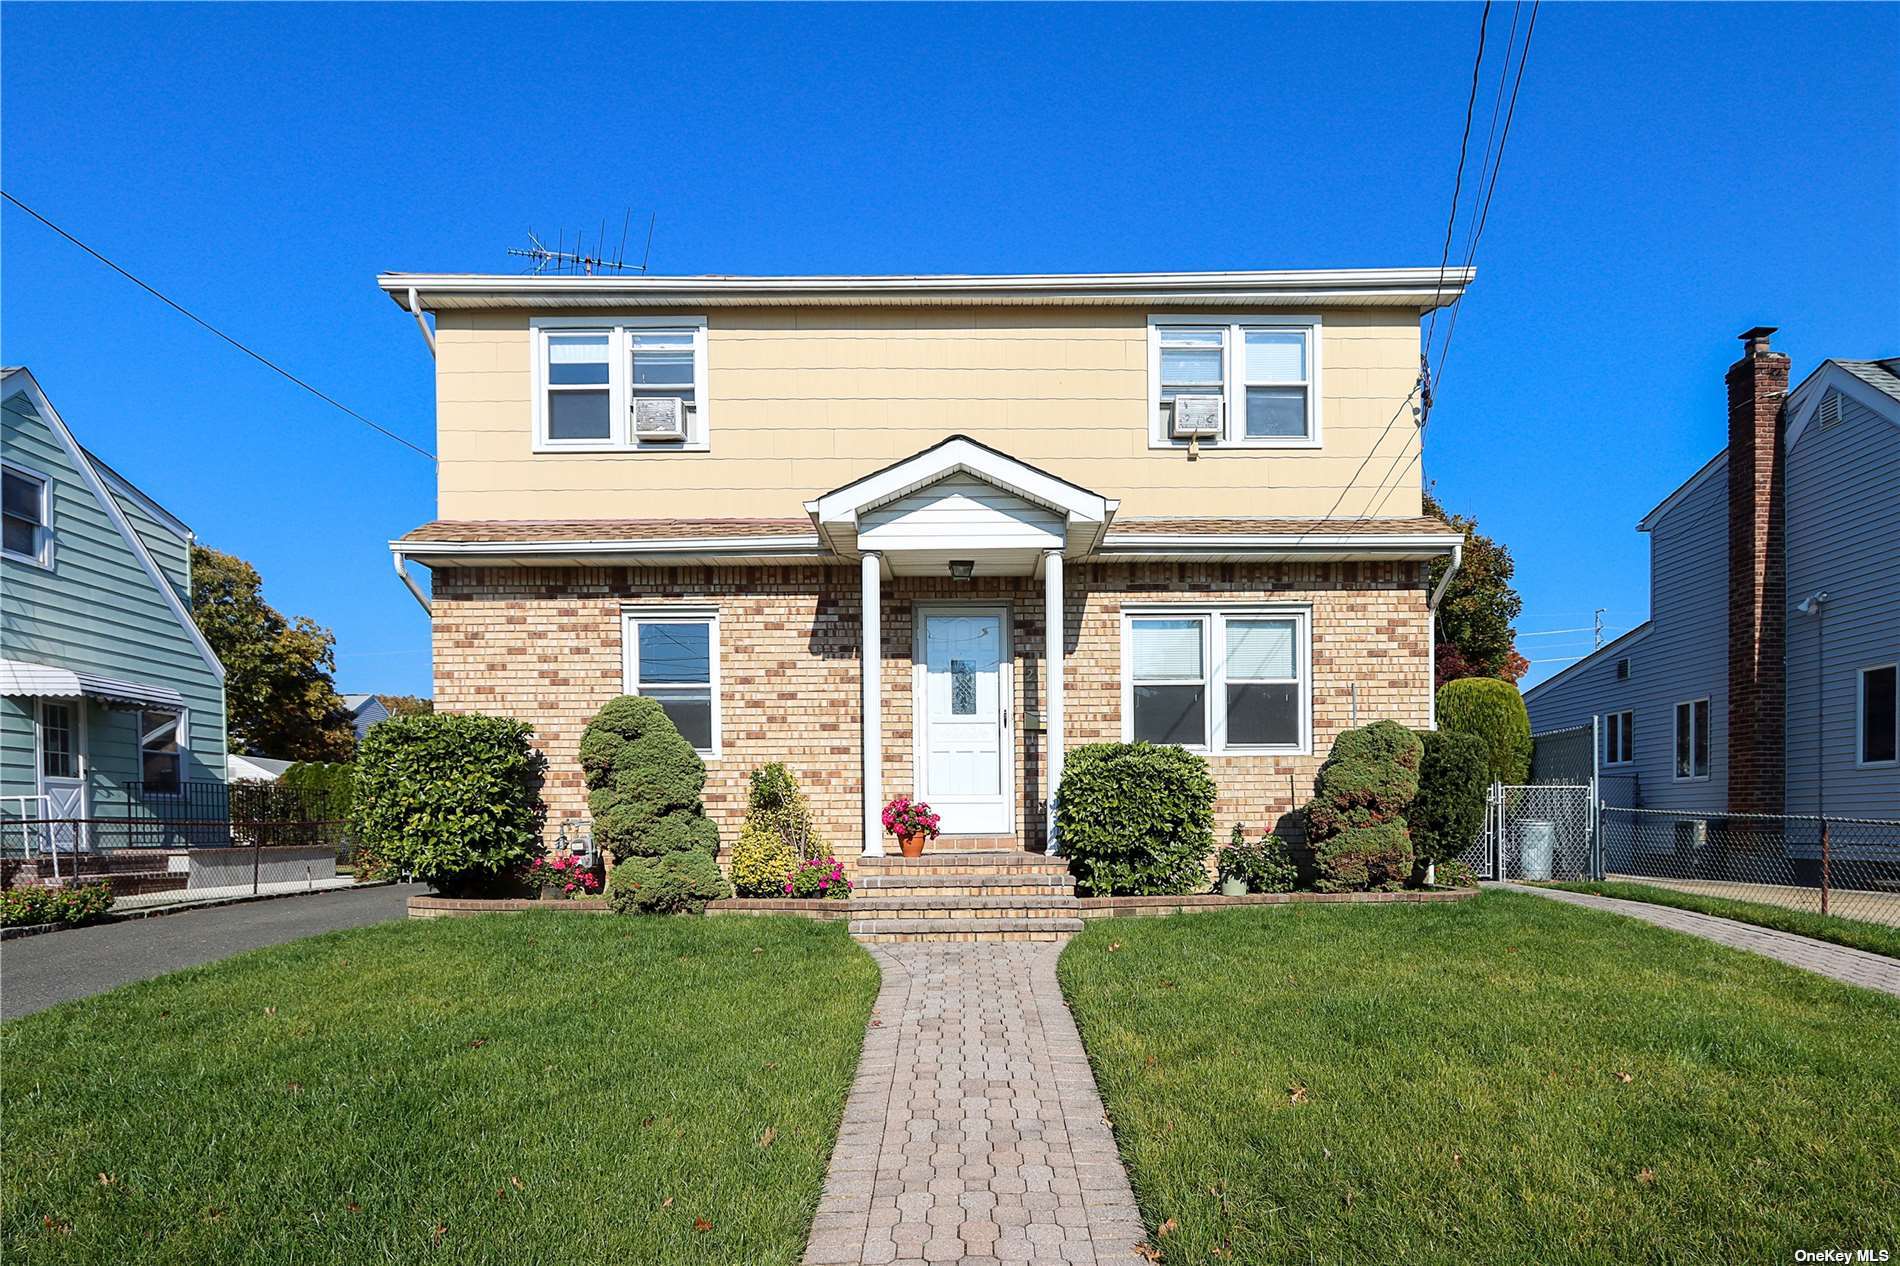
xmin=393 ymin=535 xmax=825 ymax=560
xmin=1784 ymin=360 xmax=1900 ymax=452
xmin=1673 ymin=697 xmax=1711 ymax=782
xmin=1119 ymin=604 xmax=1312 ymax=756
xmin=861 ymin=552 xmax=883 ymax=857
xmin=1603 ymin=710 xmax=1635 ymax=767
xmin=1146 ymin=314 xmax=1324 ymax=449
xmin=911 ymin=603 xmax=1015 ymax=837
xmin=1 ymin=458 xmax=54 ymax=568
xmin=1856 ymin=663 xmax=1898 ymax=768
xmin=35 ymin=697 xmax=89 ymax=851
xmin=1095 ymin=532 xmax=1458 ymax=561
xmin=1043 ymin=548 xmax=1064 ymax=855
xmin=621 ymin=605 xmax=721 ymax=759
xmin=0 ymin=369 xmax=224 ymax=680
xmin=530 ymin=316 xmax=710 ymax=454
xmin=139 ymin=705 xmax=190 ymax=796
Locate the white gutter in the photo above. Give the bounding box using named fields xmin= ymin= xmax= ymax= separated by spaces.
xmin=407 ymin=287 xmax=436 ymax=358
xmin=393 ymin=548 xmax=432 ymax=614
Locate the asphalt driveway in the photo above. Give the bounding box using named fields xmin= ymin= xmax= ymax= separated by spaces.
xmin=0 ymin=883 xmax=425 ymax=1020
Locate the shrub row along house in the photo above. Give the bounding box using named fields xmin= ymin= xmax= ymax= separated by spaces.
xmin=379 ymin=269 xmax=1471 ymax=932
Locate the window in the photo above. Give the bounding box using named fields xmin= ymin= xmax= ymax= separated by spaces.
xmin=1124 ymin=609 xmax=1309 ymax=752
xmin=1604 ymin=711 xmax=1634 ymax=766
xmin=3 ymin=463 xmax=50 ymax=566
xmin=1860 ymin=664 xmax=1898 ymax=766
xmin=624 ymin=609 xmax=719 ymax=755
xmin=140 ymin=710 xmax=185 ymax=793
xmin=39 ymin=701 xmax=76 ymax=779
xmin=533 ymin=317 xmax=709 ymax=451
xmin=1674 ymin=698 xmax=1710 ymax=780
xmin=1615 ymin=658 xmax=1631 ymax=681
xmin=1148 ymin=316 xmax=1321 ymax=447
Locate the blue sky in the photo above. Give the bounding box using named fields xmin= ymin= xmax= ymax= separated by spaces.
xmin=3 ymin=2 xmax=1895 ymax=697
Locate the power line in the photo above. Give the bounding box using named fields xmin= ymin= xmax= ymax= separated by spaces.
xmin=1 ymin=190 xmax=435 ymax=462
xmin=1423 ymin=0 xmax=1494 ymax=357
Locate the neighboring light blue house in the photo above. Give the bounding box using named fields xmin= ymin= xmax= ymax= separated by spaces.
xmin=339 ymin=693 xmax=390 ymax=742
xmin=1524 ymin=332 xmax=1899 ymax=821
xmin=1 ymin=367 xmax=228 ymax=847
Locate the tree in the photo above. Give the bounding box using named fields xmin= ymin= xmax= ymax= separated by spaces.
xmin=375 ymin=694 xmax=434 ymax=719
xmin=190 ymin=544 xmax=356 ymax=760
xmin=1424 ymin=490 xmax=1529 ymax=686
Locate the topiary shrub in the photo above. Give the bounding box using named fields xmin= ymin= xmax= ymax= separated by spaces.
xmin=1056 ymin=742 xmax=1215 ymax=897
xmin=1410 ymin=729 xmax=1489 ymax=883
xmin=1436 ymin=677 xmax=1531 ymax=785
xmin=745 ymin=763 xmax=826 ymax=861
xmin=609 ymin=850 xmax=730 ymax=915
xmin=1216 ymin=828 xmax=1299 ymax=895
xmin=579 ymin=696 xmax=719 ymax=860
xmin=730 ymin=821 xmax=799 ymax=897
xmin=1303 ymin=720 xmax=1423 ymax=839
xmin=351 ymin=713 xmax=545 ymax=893
xmin=1313 ymin=821 xmax=1414 ymax=893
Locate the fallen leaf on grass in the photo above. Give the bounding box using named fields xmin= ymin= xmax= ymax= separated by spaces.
xmin=1341 ymin=1187 xmax=1357 ymax=1210
xmin=286 ymin=1082 xmax=303 ymax=1094
xmin=345 ymin=1202 xmax=361 ymax=1214
xmin=205 ymin=1207 xmax=226 ymax=1223
xmin=432 ymin=1223 xmax=447 ymax=1244
xmin=1158 ymin=1218 xmax=1179 ymax=1237
xmin=1133 ymin=1242 xmax=1162 ymax=1263
xmin=641 ymin=1117 xmax=655 ymax=1129
xmin=41 ymin=1215 xmax=71 ymax=1235
xmin=1637 ymin=1168 xmax=1656 ymax=1186
xmin=753 ymin=946 xmax=764 ymax=955
xmin=1210 ymin=1242 xmax=1232 ymax=1259
xmin=758 ymin=1126 xmax=777 ymax=1149
xmin=763 ymin=1061 xmax=779 ymax=1070
xmin=660 ymin=1197 xmax=673 ymax=1209
xmin=264 ymin=1007 xmax=277 ymax=1017
xmin=467 ymin=1039 xmax=488 ymax=1050
xmin=1451 ymin=1152 xmax=1464 ymax=1167
xmin=1108 ymin=942 xmax=1123 ymax=952
xmin=1614 ymin=1071 xmax=1633 ymax=1084
xmin=693 ymin=1217 xmax=713 ymax=1233
xmin=97 ymin=1173 xmax=115 ymax=1186
xmin=509 ymin=1176 xmax=523 ymax=1190
xmin=1288 ymin=1083 xmax=1309 ymax=1105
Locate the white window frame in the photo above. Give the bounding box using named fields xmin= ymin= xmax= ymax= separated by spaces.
xmin=2 ymin=460 xmax=54 ymax=568
xmin=1604 ymin=710 xmax=1634 ymax=766
xmin=1119 ymin=606 xmax=1312 ymax=755
xmin=1857 ymin=663 xmax=1898 ymax=768
xmin=1146 ymin=314 xmax=1323 ymax=450
xmin=532 ymin=315 xmax=710 ymax=453
xmin=1674 ymin=698 xmax=1711 ymax=781
xmin=622 ymin=605 xmax=721 ymax=759
xmin=139 ymin=708 xmax=189 ymax=795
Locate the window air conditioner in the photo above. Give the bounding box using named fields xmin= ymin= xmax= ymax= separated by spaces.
xmin=632 ymin=397 xmax=688 ymax=441
xmin=1170 ymin=395 xmax=1223 ymax=439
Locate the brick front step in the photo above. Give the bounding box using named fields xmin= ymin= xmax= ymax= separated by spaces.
xmin=856 ymin=851 xmax=1070 ymax=878
xmin=857 ymin=871 xmax=1075 ymax=898
xmin=930 ymin=834 xmax=1025 ymax=852
xmin=849 ymin=916 xmax=1083 ymax=943
xmin=852 ymin=894 xmax=1080 ymax=918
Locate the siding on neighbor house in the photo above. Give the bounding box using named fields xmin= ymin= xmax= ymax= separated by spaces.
xmin=1523 ymin=461 xmax=1730 ymax=812
xmin=0 ymin=384 xmax=226 ymax=806
xmin=96 ymin=461 xmax=193 ymax=607
xmin=431 ymin=306 xmax=1426 ymax=522
xmin=1784 ymin=391 xmax=1900 ymax=818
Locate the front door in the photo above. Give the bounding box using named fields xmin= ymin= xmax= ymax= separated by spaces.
xmin=36 ymin=699 xmax=88 ymax=852
xmin=916 ymin=608 xmax=1012 ymax=836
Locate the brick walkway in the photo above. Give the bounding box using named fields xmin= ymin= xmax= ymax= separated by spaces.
xmin=804 ymin=943 xmax=1146 ymax=1266
xmin=1508 ymin=883 xmax=1900 ymax=997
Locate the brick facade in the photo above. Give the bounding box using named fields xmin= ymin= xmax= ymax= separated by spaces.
xmin=1725 ymin=329 xmax=1790 ymax=814
xmin=430 ymin=561 xmax=1432 ymax=867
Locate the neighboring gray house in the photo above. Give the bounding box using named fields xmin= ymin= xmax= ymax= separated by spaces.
xmin=1 ymin=367 xmax=229 ymax=844
xmin=339 ymin=693 xmax=390 ymax=741
xmin=1524 ymin=331 xmax=1898 ymax=821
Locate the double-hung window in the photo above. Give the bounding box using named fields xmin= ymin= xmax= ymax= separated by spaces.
xmin=1673 ymin=699 xmax=1710 ymax=780
xmin=1859 ymin=664 xmax=1898 ymax=767
xmin=1148 ymin=316 xmax=1321 ymax=447
xmin=1125 ymin=609 xmax=1309 ymax=753
xmin=2 ymin=463 xmax=51 ymax=566
xmin=1604 ymin=711 xmax=1634 ymax=766
xmin=624 ymin=609 xmax=719 ymax=756
xmin=533 ymin=317 xmax=709 ymax=451
xmin=140 ymin=710 xmax=185 ymax=793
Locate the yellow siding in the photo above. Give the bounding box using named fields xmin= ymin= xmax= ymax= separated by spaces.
xmin=432 ymin=306 xmax=1425 ymax=520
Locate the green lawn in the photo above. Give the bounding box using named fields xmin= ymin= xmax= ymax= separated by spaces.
xmin=1542 ymin=879 xmax=1900 ymax=960
xmin=1058 ymin=891 xmax=1900 ymax=1265
xmin=1 ymin=914 xmax=879 ymax=1265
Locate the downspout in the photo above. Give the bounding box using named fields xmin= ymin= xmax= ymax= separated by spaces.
xmin=393 ymin=548 xmax=431 ymax=614
xmin=407 ymin=288 xmax=436 ymax=359
xmin=1427 ymin=540 xmax=1463 ymax=731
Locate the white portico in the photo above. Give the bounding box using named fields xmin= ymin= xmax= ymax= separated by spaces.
xmin=805 ymin=437 xmax=1119 ymax=857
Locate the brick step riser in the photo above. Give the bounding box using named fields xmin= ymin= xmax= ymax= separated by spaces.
xmin=857 ymin=883 xmax=1075 ymax=899
xmin=856 ymin=859 xmax=1070 ymax=878
xmin=855 ymin=930 xmax=1075 ymax=944
xmin=849 ymin=916 xmax=1086 ymax=942
xmin=852 ymin=905 xmax=1079 ymax=920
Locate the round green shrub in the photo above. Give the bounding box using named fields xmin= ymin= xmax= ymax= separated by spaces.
xmin=350 ymin=713 xmax=545 ymax=893
xmin=580 ymin=696 xmax=718 ymax=860
xmin=609 ymin=850 xmax=730 ymax=915
xmin=1056 ymin=742 xmax=1215 ymax=897
xmin=1216 ymin=829 xmax=1299 ymax=895
xmin=1409 ymin=728 xmax=1489 ymax=881
xmin=1314 ymin=821 xmax=1414 ymax=893
xmin=730 ymin=821 xmax=799 ymax=897
xmin=1436 ymin=677 xmax=1531 ymax=785
xmin=1304 ymin=720 xmax=1423 ymax=840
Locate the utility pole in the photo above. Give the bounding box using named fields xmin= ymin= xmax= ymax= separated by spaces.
xmin=1593 ymin=608 xmax=1606 ymax=649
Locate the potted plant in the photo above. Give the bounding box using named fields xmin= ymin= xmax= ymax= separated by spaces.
xmin=881 ymin=795 xmax=941 ymax=858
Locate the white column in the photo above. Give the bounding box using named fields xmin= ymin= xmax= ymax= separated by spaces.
xmin=1044 ymin=549 xmax=1065 ymax=855
xmin=861 ymin=551 xmax=884 ymax=858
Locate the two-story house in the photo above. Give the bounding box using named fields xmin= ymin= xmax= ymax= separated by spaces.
xmin=2 ymin=367 xmax=229 ymax=856
xmin=380 ymin=269 xmax=1470 ymax=864
xmin=1524 ymin=330 xmax=1899 ymax=821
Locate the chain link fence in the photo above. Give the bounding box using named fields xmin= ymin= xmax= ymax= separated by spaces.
xmin=1599 ymin=807 xmax=1900 ymax=928
xmin=1455 ymin=782 xmax=1597 ymax=882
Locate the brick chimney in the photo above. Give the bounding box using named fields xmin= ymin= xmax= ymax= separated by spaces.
xmin=1726 ymin=326 xmax=1789 ymax=814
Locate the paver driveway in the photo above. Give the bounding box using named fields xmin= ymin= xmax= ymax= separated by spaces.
xmin=805 ymin=942 xmax=1145 ymax=1266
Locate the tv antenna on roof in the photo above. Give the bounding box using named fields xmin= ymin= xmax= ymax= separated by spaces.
xmin=509 ymin=209 xmax=655 ymax=274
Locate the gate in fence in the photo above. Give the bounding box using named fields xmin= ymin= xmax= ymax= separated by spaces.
xmin=1458 ymin=781 xmax=1598 ymax=882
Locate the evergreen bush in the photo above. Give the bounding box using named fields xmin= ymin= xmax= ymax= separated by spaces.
xmin=579 ymin=696 xmax=719 ymax=860
xmin=1436 ymin=677 xmax=1532 ymax=785
xmin=609 ymin=850 xmax=730 ymax=915
xmin=1056 ymin=743 xmax=1215 ymax=897
xmin=730 ymin=821 xmax=799 ymax=897
xmin=1303 ymin=720 xmax=1423 ymax=839
xmin=1409 ymin=729 xmax=1489 ymax=882
xmin=1313 ymin=821 xmax=1415 ymax=893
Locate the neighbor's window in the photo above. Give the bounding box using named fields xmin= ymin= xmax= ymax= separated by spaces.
xmin=1674 ymin=698 xmax=1710 ymax=780
xmin=1604 ymin=710 xmax=1634 ymax=766
xmin=140 ymin=709 xmax=184 ymax=792
xmin=1149 ymin=317 xmax=1320 ymax=446
xmin=3 ymin=464 xmax=50 ymax=566
xmin=624 ymin=610 xmax=719 ymax=755
xmin=1860 ymin=664 xmax=1898 ymax=766
xmin=534 ymin=317 xmax=708 ymax=451
xmin=1126 ymin=610 xmax=1309 ymax=752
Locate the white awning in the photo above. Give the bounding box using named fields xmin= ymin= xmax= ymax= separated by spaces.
xmin=0 ymin=659 xmax=187 ymax=712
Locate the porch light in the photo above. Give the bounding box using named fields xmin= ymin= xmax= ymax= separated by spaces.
xmin=948 ymin=560 xmax=975 ymax=581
